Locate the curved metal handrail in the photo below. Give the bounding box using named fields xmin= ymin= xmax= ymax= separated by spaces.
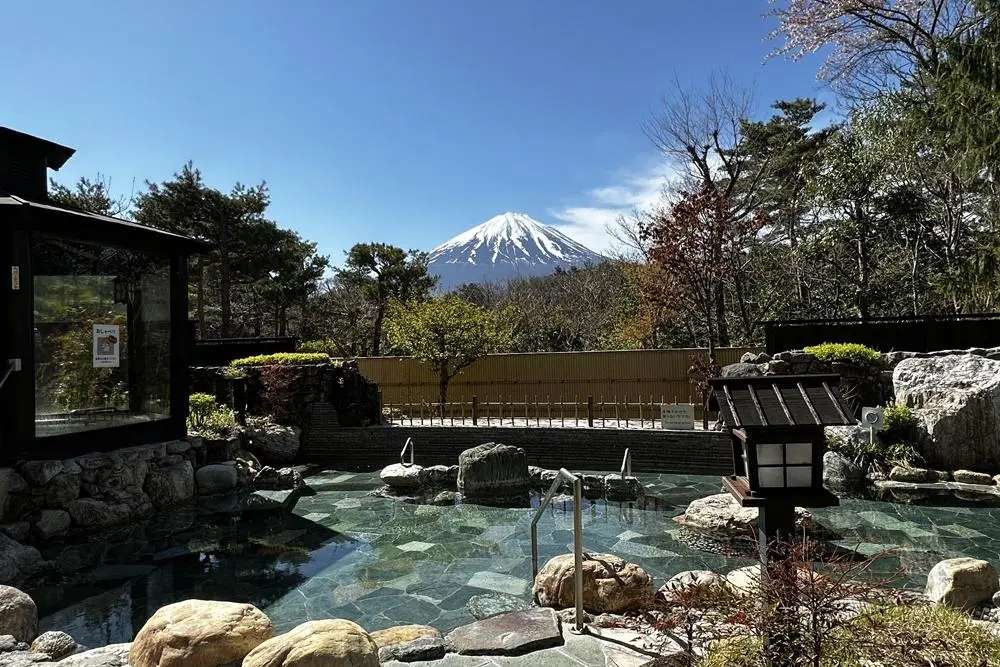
xmin=400 ymin=437 xmax=414 ymax=466
xmin=620 ymin=448 xmax=631 ymax=480
xmin=531 ymin=468 xmax=586 ymax=634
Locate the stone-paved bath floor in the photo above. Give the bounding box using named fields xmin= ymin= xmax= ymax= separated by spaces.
xmin=30 ymin=469 xmax=1000 ymax=649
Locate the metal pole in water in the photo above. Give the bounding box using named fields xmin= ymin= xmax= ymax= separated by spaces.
xmin=572 ymin=475 xmax=585 ymax=634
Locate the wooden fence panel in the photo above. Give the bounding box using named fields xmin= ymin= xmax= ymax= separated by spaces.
xmin=354 ymin=347 xmax=759 ymax=419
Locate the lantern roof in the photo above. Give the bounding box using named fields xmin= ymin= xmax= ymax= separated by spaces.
xmin=709 ymin=374 xmax=855 ymax=429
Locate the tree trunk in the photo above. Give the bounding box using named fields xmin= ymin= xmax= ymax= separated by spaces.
xmin=714 ymin=285 xmax=729 ymax=348
xmin=372 ymin=303 xmax=385 ymax=356
xmin=219 ymin=253 xmax=232 ymax=337
xmin=438 ymin=365 xmax=449 ymax=420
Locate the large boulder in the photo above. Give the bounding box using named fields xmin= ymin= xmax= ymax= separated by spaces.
xmin=144 ymin=462 xmax=194 ymax=509
xmin=894 ymin=355 xmax=1000 ymax=469
xmin=675 ymin=493 xmax=812 ymax=541
xmin=533 ymin=552 xmax=651 ymax=613
xmin=246 ymin=423 xmax=301 ymax=464
xmin=925 ymin=557 xmax=999 ymax=611
xmin=379 ymin=464 xmax=426 ymax=491
xmin=0 ymin=534 xmax=45 ymax=583
xmin=129 ymin=599 xmax=273 ymax=667
xmin=457 ymin=443 xmax=528 ymax=496
xmin=656 ymin=570 xmax=726 ymax=602
xmin=242 ymin=619 xmax=377 ymax=667
xmin=0 ymin=586 xmax=36 ymax=643
xmin=195 ymin=464 xmax=239 ymax=495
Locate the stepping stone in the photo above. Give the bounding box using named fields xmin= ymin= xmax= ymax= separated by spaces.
xmin=446 ymin=608 xmax=563 ymax=656
xmin=466 ymin=592 xmax=531 ymax=620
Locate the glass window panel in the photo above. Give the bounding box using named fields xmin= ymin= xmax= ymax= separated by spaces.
xmin=757 ymin=443 xmax=783 ymax=465
xmin=785 ymin=442 xmax=813 ymax=465
xmin=758 ymin=466 xmax=784 ymax=488
xmin=786 ymin=466 xmax=813 ymax=487
xmin=32 ymin=234 xmax=171 ymax=437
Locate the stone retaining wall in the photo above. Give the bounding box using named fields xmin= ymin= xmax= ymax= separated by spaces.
xmin=302 ymin=426 xmax=733 ymax=475
xmin=0 ymin=439 xmax=204 ymax=542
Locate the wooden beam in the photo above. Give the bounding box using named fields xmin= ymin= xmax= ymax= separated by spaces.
xmin=822 ymin=381 xmax=852 ymax=424
xmin=772 ymin=384 xmax=794 ymax=425
xmin=797 ymin=382 xmax=821 ymax=424
xmin=746 ymin=384 xmax=768 ymax=426
xmin=722 ymin=384 xmax=742 ymax=427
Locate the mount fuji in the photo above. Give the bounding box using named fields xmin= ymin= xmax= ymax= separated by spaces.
xmin=428 ymin=212 xmax=604 ymax=291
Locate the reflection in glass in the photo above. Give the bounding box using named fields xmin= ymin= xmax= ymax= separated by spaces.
xmin=32 ymin=235 xmax=171 ymax=436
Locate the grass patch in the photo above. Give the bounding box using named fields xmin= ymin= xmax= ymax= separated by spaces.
xmin=804 ymin=342 xmax=884 ymax=367
xmin=229 ymin=352 xmax=330 ymax=367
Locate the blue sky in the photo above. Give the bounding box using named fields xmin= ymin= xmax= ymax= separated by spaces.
xmin=4 ymin=1 xmax=831 ymax=261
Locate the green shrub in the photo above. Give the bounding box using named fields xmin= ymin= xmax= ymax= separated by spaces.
xmin=882 ymin=403 xmax=919 ymax=441
xmin=229 ymin=352 xmax=330 ymax=367
xmin=804 ymin=342 xmax=884 ymax=367
xmin=186 ymin=392 xmax=239 ymax=439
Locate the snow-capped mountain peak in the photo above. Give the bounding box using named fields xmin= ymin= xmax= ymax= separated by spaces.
xmin=428 ymin=212 xmax=603 ymax=290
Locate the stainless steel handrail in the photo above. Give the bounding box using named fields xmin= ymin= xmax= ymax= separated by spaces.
xmin=400 ymin=437 xmax=414 ymax=466
xmin=0 ymin=360 xmax=17 ymax=392
xmin=620 ymin=448 xmax=631 ymax=480
xmin=531 ymin=468 xmax=586 ymax=634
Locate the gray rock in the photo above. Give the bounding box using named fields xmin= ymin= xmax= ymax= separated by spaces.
xmin=246 ymin=422 xmax=300 ymax=463
xmin=65 ymin=499 xmax=131 ymax=529
xmin=44 ymin=472 xmax=80 ymax=507
xmin=466 ymin=593 xmax=532 ymax=620
xmin=720 ymin=362 xmax=762 ymax=378
xmin=528 ymin=466 xmax=558 ymax=487
xmin=194 ymin=464 xmax=239 ymax=495
xmin=925 ymin=557 xmax=999 ymax=610
xmin=165 ymin=441 xmax=191 ymax=455
xmin=379 ymin=464 xmax=426 ymax=491
xmin=894 ymin=355 xmax=1000 ymax=469
xmin=657 ymin=570 xmax=726 ymax=600
xmin=823 ymin=451 xmax=865 ymax=493
xmin=56 ymin=643 xmax=132 ymax=667
xmin=32 ymin=511 xmax=70 ymax=541
xmin=0 ymin=524 xmax=29 ymax=543
xmin=29 ymin=632 xmax=76 ymax=661
xmin=603 ymin=474 xmax=643 ymax=501
xmin=429 ymin=491 xmax=456 ymax=505
xmin=16 ymin=462 xmax=63 ymax=487
xmin=992 ymin=590 xmax=1000 ymax=607
xmin=0 ymin=535 xmax=45 ymax=583
xmin=0 ymin=587 xmax=36 ymax=643
xmin=953 ymin=469 xmax=994 ymax=485
xmin=251 ymin=466 xmax=304 ymax=491
xmin=0 ymin=649 xmax=50 ymax=666
xmin=0 ymin=471 xmax=27 ymax=523
xmin=445 ymin=608 xmax=563 ymax=656
xmin=0 ymin=636 xmax=29 ymax=653
xmin=377 ymin=637 xmax=446 ymax=663
xmin=889 ymin=466 xmax=933 ymax=483
xmin=144 ymin=461 xmax=194 ymax=508
xmin=422 ymin=465 xmax=457 ymax=487
xmin=457 ymin=443 xmax=528 ymax=496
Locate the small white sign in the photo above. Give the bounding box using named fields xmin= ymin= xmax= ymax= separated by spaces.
xmin=92 ymin=324 xmax=120 ymax=368
xmin=661 ymin=403 xmax=695 ymax=430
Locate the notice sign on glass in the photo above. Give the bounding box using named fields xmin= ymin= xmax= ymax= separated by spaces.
xmin=661 ymin=403 xmax=695 ymax=430
xmin=93 ymin=324 xmax=120 ymax=368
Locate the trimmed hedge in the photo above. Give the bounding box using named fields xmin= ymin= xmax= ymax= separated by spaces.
xmin=803 ymin=342 xmax=885 ymax=367
xmin=229 ymin=352 xmax=331 ymax=367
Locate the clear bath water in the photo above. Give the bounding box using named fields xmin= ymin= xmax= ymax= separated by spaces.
xmin=25 ymin=470 xmax=1000 ymax=650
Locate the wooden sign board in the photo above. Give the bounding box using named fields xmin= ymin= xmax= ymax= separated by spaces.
xmin=661 ymin=403 xmax=695 ymax=430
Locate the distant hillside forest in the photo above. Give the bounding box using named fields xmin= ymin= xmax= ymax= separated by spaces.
xmin=51 ymin=1 xmax=1000 ymax=354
